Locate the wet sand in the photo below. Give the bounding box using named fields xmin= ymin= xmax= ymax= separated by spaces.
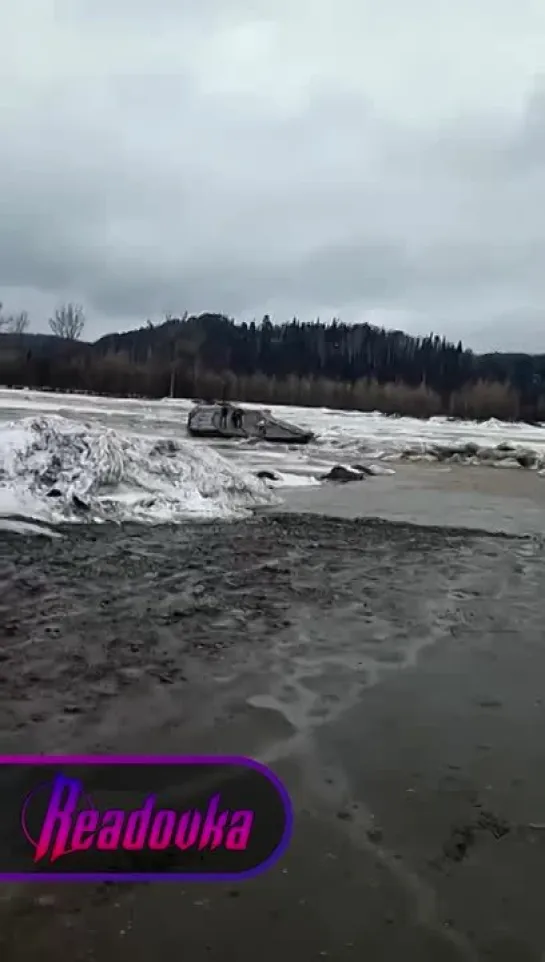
xmin=0 ymin=468 xmax=545 ymax=959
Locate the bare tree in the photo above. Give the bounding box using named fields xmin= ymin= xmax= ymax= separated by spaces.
xmin=0 ymin=305 xmax=30 ymax=333
xmin=5 ymin=311 xmax=30 ymax=334
xmin=49 ymin=303 xmax=85 ymax=340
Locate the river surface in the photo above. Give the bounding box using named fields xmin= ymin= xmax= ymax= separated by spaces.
xmin=1 ymin=389 xmax=545 ymax=959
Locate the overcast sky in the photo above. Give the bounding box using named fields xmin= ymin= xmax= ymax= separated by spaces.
xmin=1 ymin=1 xmax=545 ymax=351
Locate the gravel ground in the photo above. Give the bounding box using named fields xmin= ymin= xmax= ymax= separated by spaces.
xmin=0 ymin=510 xmax=545 ymax=960
xmin=0 ymin=513 xmax=499 ymax=755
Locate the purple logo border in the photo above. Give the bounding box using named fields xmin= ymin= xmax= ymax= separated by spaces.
xmin=0 ymin=754 xmax=293 ymax=882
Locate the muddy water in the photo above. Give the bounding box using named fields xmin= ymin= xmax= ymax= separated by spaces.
xmin=277 ymin=462 xmax=545 ymax=535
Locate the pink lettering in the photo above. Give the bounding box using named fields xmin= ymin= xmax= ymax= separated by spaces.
xmin=71 ymin=809 xmax=98 ymax=852
xmin=199 ymin=794 xmax=227 ymax=850
xmin=34 ymin=775 xmax=81 ymax=864
xmin=96 ymin=810 xmax=125 ymax=850
xmin=148 ymin=811 xmax=176 ymax=850
xmin=174 ymin=811 xmax=201 ymax=850
xmin=123 ymin=797 xmax=155 ymax=850
xmin=28 ymin=779 xmax=259 ymax=864
xmin=225 ymin=811 xmax=253 ymax=850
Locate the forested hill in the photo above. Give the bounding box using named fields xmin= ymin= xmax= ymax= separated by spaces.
xmin=1 ymin=313 xmax=545 ymax=421
xmin=94 ymin=313 xmax=472 ymax=389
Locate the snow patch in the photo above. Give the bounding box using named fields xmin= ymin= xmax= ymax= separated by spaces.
xmin=0 ymin=415 xmax=278 ymax=527
xmin=268 ymin=471 xmax=322 ymax=488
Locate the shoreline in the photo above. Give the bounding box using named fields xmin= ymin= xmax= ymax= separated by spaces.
xmin=1 ymin=384 xmax=545 ymax=429
xmin=3 ymin=461 xmax=545 ymax=540
xmin=276 ymin=462 xmax=545 ymax=536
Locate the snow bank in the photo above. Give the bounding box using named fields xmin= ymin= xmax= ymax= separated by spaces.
xmin=307 ymin=414 xmax=545 ymax=471
xmin=233 ymin=403 xmax=545 ymax=472
xmin=316 ymin=435 xmax=545 ymax=471
xmin=394 ymin=439 xmax=545 ymax=470
xmin=0 ymin=415 xmax=278 ymax=526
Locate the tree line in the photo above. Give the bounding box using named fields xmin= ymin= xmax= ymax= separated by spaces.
xmin=0 ymin=302 xmax=85 ymax=339
xmin=0 ymin=303 xmax=544 ymax=422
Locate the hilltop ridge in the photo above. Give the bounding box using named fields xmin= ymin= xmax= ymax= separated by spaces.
xmin=1 ymin=313 xmax=544 ymax=421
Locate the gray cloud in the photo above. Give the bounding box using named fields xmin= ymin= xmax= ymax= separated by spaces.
xmin=2 ymin=1 xmax=545 ymax=349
